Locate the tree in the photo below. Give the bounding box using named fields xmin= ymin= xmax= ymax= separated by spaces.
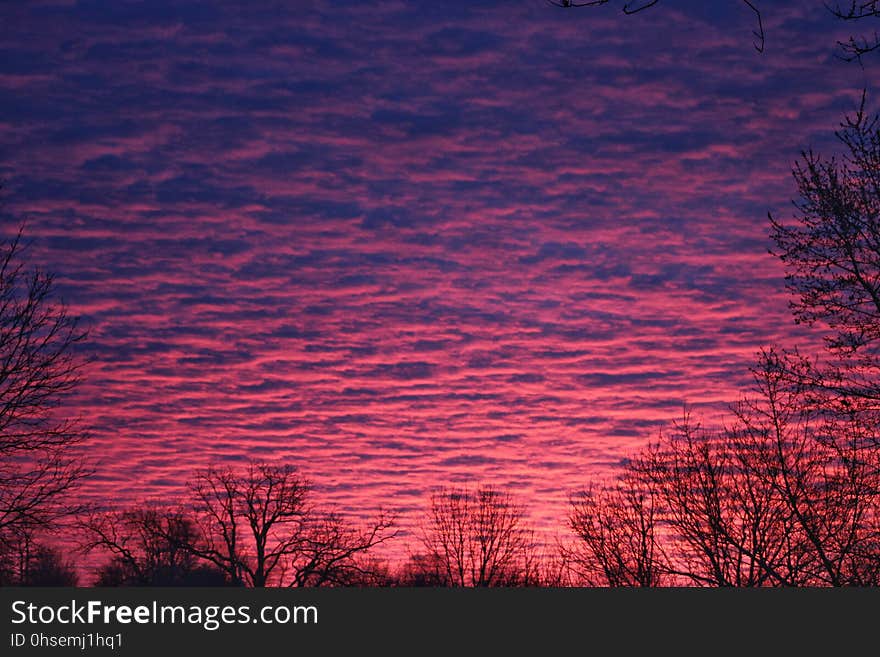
xmin=726 ymin=351 xmax=880 ymax=585
xmin=394 ymin=553 xmax=452 ymax=586
xmin=625 ymin=353 xmax=880 ymax=586
xmin=567 ymin=470 xmax=665 ymax=586
xmin=0 ymin=531 xmax=78 ymax=586
xmin=81 ymin=506 xmax=229 ymax=586
xmin=0 ymin=228 xmax=88 ymax=567
xmin=188 ymin=462 xmax=394 ymax=587
xmin=634 ymin=411 xmax=798 ymax=586
xmin=770 ymin=99 xmax=880 ymax=412
xmin=20 ymin=544 xmax=78 ymax=586
xmin=280 ymin=511 xmax=397 ymax=587
xmin=419 ymin=486 xmax=538 ymax=587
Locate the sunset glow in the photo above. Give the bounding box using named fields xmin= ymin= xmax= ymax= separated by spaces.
xmin=0 ymin=1 xmax=869 ymax=567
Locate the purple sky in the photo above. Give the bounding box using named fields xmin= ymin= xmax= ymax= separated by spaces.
xmin=0 ymin=0 xmax=873 ymax=557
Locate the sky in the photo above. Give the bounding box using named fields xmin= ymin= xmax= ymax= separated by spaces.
xmin=0 ymin=0 xmax=873 ymax=559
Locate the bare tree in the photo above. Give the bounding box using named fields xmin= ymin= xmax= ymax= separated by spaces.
xmin=770 ymin=98 xmax=880 ymax=412
xmin=567 ymin=469 xmax=665 ymax=586
xmin=20 ymin=543 xmax=78 ymax=585
xmin=420 ymin=487 xmax=538 ymax=587
xmin=189 ymin=462 xmax=394 ymax=587
xmin=81 ymin=505 xmax=227 ymax=586
xmin=634 ymin=411 xmax=800 ymax=587
xmin=0 ymin=229 xmax=89 ymax=564
xmin=282 ymin=511 xmax=396 ymax=587
xmin=760 ymin=93 xmax=880 ymax=585
xmin=618 ymin=353 xmax=880 ymax=587
xmin=394 ymin=553 xmax=451 ymax=586
xmin=728 ymin=351 xmax=880 ymax=585
xmin=188 ymin=463 xmax=307 ymax=587
xmin=0 ymin=529 xmax=78 ymax=586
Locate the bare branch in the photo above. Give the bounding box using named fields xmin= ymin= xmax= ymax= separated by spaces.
xmin=188 ymin=462 xmax=394 ymax=587
xmin=0 ymin=227 xmax=90 ymax=554
xmin=419 ymin=486 xmax=538 ymax=587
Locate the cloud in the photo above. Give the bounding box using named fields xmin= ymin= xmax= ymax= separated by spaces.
xmin=0 ymin=0 xmax=858 ymax=554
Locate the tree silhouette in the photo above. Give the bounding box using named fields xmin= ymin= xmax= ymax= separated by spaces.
xmin=567 ymin=98 xmax=880 ymax=587
xmin=281 ymin=511 xmax=397 ymax=587
xmin=188 ymin=463 xmax=307 ymax=587
xmin=188 ymin=462 xmax=394 ymax=587
xmin=20 ymin=543 xmax=78 ymax=586
xmin=726 ymin=351 xmax=880 ymax=585
xmin=638 ymin=410 xmax=803 ymax=586
xmin=394 ymin=553 xmax=452 ymax=586
xmin=419 ymin=486 xmax=538 ymax=587
xmin=0 ymin=530 xmax=77 ymax=586
xmin=567 ymin=470 xmax=665 ymax=586
xmin=771 ymin=99 xmax=880 ymax=414
xmin=81 ymin=506 xmax=228 ymax=586
xmin=0 ymin=228 xmax=88 ymax=574
xmin=585 ymin=352 xmax=880 ymax=587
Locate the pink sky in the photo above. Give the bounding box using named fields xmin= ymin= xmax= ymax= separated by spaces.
xmin=0 ymin=0 xmax=873 ymax=569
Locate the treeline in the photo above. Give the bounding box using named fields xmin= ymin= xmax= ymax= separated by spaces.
xmin=0 ymin=467 xmax=557 ymax=587
xmin=568 ymin=353 xmax=880 ymax=586
xmin=4 ymin=368 xmax=879 ymax=587
xmin=3 ymin=100 xmax=880 ymax=587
